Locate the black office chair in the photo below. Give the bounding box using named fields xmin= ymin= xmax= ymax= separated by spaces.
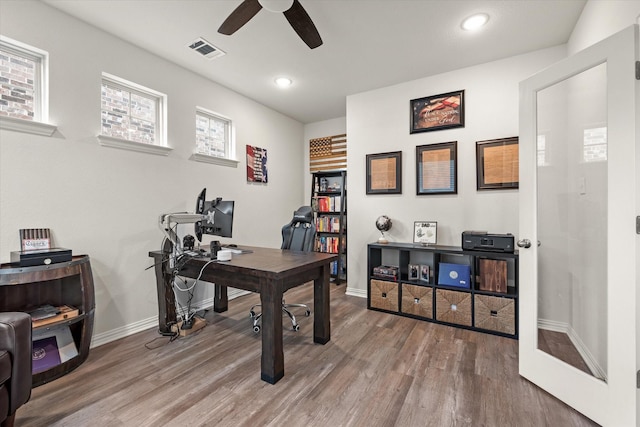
xmin=250 ymin=206 xmax=315 ymax=333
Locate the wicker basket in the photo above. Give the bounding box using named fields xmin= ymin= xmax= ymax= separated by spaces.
xmin=474 ymin=294 xmax=515 ymax=335
xmin=435 ymin=289 xmax=471 ymax=326
xmin=401 ymin=284 xmax=433 ymax=319
xmin=370 ymin=279 xmax=399 ymax=312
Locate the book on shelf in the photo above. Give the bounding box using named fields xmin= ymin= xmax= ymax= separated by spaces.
xmin=30 ymin=305 xmax=79 ymax=328
xmin=32 ymin=324 xmax=79 ymax=374
xmin=32 ymin=336 xmax=61 ymax=374
xmin=314 ymin=236 xmax=344 ymax=254
xmin=27 ymin=304 xmax=59 ymax=321
xmin=314 ymin=195 xmax=342 ymax=212
xmin=373 ymin=265 xmax=399 ymax=280
xmin=315 ymin=217 xmax=341 ymax=233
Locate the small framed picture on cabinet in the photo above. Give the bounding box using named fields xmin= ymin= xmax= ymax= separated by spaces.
xmin=420 ymin=265 xmax=431 ymax=283
xmin=408 ymin=264 xmax=419 ymax=281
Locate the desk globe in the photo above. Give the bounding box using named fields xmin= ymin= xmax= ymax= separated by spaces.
xmin=375 ymin=215 xmax=392 ymax=244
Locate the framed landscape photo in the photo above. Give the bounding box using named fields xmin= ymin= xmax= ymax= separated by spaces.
xmin=414 ymin=221 xmax=437 ymax=245
xmin=476 ymin=137 xmax=519 ymax=190
xmin=416 ymin=142 xmax=457 ymax=195
xmin=410 ymin=90 xmax=465 ymax=134
xmin=366 ymin=151 xmax=402 ymax=195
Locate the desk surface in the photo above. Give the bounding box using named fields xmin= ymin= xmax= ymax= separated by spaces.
xmin=149 ymin=245 xmax=337 ymax=384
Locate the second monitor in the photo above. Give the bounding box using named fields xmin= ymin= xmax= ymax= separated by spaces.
xmin=195 ymin=188 xmax=234 ymax=241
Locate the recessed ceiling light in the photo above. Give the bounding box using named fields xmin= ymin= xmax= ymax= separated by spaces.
xmin=275 ymin=77 xmax=293 ymax=88
xmin=461 ymin=13 xmax=489 ymax=31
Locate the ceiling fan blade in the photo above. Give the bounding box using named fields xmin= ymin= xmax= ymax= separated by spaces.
xmin=283 ymin=0 xmax=323 ymax=49
xmin=218 ymin=0 xmax=263 ymax=35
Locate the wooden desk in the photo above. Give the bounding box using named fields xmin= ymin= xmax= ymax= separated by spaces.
xmin=148 ymin=246 xmax=337 ymax=384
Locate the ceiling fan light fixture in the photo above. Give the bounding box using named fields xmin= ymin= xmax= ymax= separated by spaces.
xmin=259 ymin=0 xmax=294 ymax=13
xmin=275 ymin=77 xmax=293 ymax=88
xmin=461 ymin=13 xmax=489 ymax=31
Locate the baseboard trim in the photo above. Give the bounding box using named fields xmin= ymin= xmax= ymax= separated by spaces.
xmin=346 ymin=286 xmax=367 ymax=298
xmin=538 ymin=318 xmax=607 ymax=381
xmin=91 ymin=288 xmax=250 ymax=348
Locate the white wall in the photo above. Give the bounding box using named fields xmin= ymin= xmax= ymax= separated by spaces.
xmin=345 ymin=46 xmax=566 ymax=297
xmin=0 ymin=1 xmax=305 ymax=343
xmin=568 ymin=0 xmax=640 ymax=54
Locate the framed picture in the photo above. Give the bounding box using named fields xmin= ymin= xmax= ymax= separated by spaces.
xmin=408 ymin=264 xmax=419 ymax=281
xmin=366 ymin=151 xmax=402 ymax=195
xmin=476 ymin=137 xmax=519 ymax=190
xmin=414 ymin=221 xmax=437 ymax=245
xmin=416 ymin=142 xmax=457 ymax=195
xmin=410 ymin=90 xmax=465 ymax=134
xmin=420 ymin=265 xmax=431 ymax=283
xmin=246 ymin=145 xmax=268 ymax=183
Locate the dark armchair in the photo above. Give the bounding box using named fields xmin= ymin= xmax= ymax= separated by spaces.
xmin=0 ymin=312 xmax=32 ymax=427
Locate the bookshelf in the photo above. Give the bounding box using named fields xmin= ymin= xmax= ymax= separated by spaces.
xmin=0 ymin=255 xmax=95 ymax=386
xmin=311 ymin=171 xmax=346 ymax=284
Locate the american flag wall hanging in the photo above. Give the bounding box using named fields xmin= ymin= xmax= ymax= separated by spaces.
xmin=309 ymin=134 xmax=347 ymax=172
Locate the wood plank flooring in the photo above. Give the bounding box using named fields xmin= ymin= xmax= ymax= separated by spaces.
xmin=17 ymin=283 xmax=599 ymax=426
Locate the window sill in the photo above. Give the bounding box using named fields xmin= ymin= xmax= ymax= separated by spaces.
xmin=190 ymin=153 xmax=239 ymax=168
xmin=0 ymin=116 xmax=57 ymax=137
xmin=97 ymin=135 xmax=173 ymax=156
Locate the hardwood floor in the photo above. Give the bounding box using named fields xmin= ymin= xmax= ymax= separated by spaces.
xmin=17 ymin=283 xmax=598 ymax=427
xmin=538 ymin=329 xmax=594 ymax=377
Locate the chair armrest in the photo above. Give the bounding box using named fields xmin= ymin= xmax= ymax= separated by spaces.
xmin=0 ymin=312 xmax=32 ymax=414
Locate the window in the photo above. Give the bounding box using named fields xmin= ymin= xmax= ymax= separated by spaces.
xmin=0 ymin=36 xmax=55 ymax=136
xmin=99 ymin=73 xmax=169 ymax=155
xmin=537 ymin=134 xmax=547 ymax=167
xmin=192 ymin=108 xmax=237 ymax=166
xmin=583 ymin=126 xmax=607 ymax=163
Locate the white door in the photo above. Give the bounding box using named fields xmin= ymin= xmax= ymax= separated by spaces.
xmin=519 ymin=25 xmax=638 ymax=426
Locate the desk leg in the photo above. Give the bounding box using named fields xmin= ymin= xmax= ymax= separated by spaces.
xmin=313 ymin=263 xmax=331 ymax=344
xmin=214 ymin=284 xmax=228 ymax=313
xmin=260 ymin=281 xmax=284 ymax=384
xmin=153 ymin=254 xmax=176 ymax=334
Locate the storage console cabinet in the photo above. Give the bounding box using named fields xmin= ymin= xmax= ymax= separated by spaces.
xmin=367 ymin=242 xmax=518 ymax=338
xmin=0 ymin=255 xmax=95 ymax=386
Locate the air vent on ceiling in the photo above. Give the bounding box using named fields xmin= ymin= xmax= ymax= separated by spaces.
xmin=187 ymin=38 xmax=225 ymax=60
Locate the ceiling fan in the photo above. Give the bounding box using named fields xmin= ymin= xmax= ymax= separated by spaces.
xmin=218 ymin=0 xmax=323 ymax=49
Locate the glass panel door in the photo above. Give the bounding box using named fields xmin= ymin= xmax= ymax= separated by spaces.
xmin=518 ymin=25 xmax=638 ymax=426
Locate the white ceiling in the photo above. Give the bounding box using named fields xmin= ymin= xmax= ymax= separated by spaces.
xmin=42 ymin=0 xmax=586 ymax=124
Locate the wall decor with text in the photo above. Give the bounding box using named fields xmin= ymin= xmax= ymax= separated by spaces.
xmin=410 ymin=90 xmax=465 ymax=134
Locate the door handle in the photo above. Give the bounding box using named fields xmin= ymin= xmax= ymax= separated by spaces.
xmin=517 ymin=239 xmax=531 ymax=248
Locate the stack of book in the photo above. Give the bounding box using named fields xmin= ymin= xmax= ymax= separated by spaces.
xmin=314 ymin=195 xmax=342 ymax=212
xmin=373 ymin=265 xmax=399 ymax=280
xmin=28 ymin=305 xmax=79 ymax=328
xmin=315 ymin=216 xmax=341 ymax=233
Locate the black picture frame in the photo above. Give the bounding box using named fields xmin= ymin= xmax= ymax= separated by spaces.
xmin=366 ymin=151 xmax=402 ymax=195
xmin=410 ymin=90 xmax=465 ymax=134
xmin=476 ymin=137 xmax=519 ymax=190
xmin=416 ymin=142 xmax=457 ymax=195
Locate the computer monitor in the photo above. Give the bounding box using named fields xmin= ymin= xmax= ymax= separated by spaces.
xmin=194 ymin=188 xmax=234 ymax=241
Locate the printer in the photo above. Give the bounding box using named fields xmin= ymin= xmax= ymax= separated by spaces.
xmin=462 ymin=231 xmax=514 ymax=253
